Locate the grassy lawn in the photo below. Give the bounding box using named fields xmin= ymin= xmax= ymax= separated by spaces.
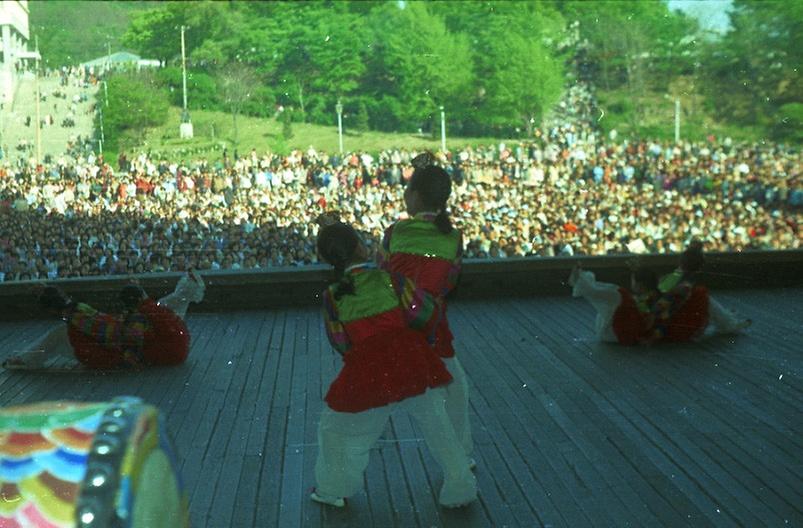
xmin=115 ymin=88 xmax=768 ymax=160
xmin=596 ymin=88 xmax=765 ymax=143
xmin=132 ymin=107 xmax=505 ymax=160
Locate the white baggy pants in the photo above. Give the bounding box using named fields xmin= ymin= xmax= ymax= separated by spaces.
xmin=157 ymin=273 xmax=205 ymax=319
xmin=707 ymin=297 xmax=747 ymax=333
xmin=573 ymin=269 xmax=747 ymax=340
xmin=441 ymin=356 xmax=473 ymax=457
xmin=572 ymin=269 xmax=621 ymax=342
xmin=315 ymin=387 xmax=477 ymax=507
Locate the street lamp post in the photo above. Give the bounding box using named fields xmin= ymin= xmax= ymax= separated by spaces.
xmin=439 ymin=105 xmax=446 ymax=153
xmin=336 ymin=99 xmax=344 ymax=155
xmin=35 ymin=35 xmax=41 ymax=163
xmin=179 ymin=25 xmax=193 ymax=138
xmin=98 ymin=106 xmax=104 ymax=155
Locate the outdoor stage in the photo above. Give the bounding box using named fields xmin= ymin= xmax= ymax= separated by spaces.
xmin=1 ymin=285 xmax=800 ymax=527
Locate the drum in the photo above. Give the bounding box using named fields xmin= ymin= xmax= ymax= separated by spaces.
xmin=0 ymin=397 xmax=188 ymax=528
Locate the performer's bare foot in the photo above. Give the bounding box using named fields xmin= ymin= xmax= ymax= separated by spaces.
xmin=719 ymin=318 xmax=752 ymax=334
xmin=2 ymin=350 xmax=46 ymax=369
xmin=186 ymin=269 xmax=205 ymax=302
xmin=310 ymin=489 xmax=345 ymax=508
xmin=568 ymin=264 xmax=581 ymax=287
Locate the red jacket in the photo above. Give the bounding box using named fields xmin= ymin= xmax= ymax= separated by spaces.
xmin=377 ymin=214 xmax=463 ymax=358
xmin=66 ymin=300 xmax=190 ymax=368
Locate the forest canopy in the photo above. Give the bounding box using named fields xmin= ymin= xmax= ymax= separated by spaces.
xmin=31 ymin=0 xmax=802 ymax=142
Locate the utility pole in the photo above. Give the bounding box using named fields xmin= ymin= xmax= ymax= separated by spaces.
xmin=98 ymin=106 xmax=104 ymax=155
xmin=674 ymin=98 xmax=680 ymax=144
xmin=179 ymin=25 xmax=193 ymax=138
xmin=440 ymin=105 xmax=446 ymax=153
xmin=181 ymin=26 xmax=188 ymax=114
xmin=336 ymin=99 xmax=343 ymax=154
xmin=35 ymin=35 xmax=41 ymax=163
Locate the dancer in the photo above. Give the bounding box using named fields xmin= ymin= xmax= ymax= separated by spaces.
xmin=377 ymin=158 xmax=475 ymax=465
xmin=312 ymin=216 xmax=476 ymax=509
xmin=658 ymin=241 xmax=751 ymax=336
xmin=569 ymin=264 xmax=664 ymax=345
xmin=570 ymin=242 xmax=750 ymax=345
xmin=3 ymin=270 xmax=205 ymax=370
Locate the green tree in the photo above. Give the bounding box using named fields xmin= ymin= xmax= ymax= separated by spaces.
xmin=773 ymin=103 xmax=803 ymax=141
xmin=558 ymin=1 xmax=696 ymax=86
xmin=100 ymin=72 xmax=169 ymax=151
xmin=491 ymin=34 xmax=563 ymax=135
xmin=702 ymin=0 xmax=802 ymax=134
xmin=218 ymin=63 xmax=259 ymax=150
xmin=353 ymin=100 xmax=369 ymax=132
xmin=156 ymin=67 xmax=219 ymax=111
xmin=123 ymin=2 xmax=238 ymax=64
xmin=282 ymin=108 xmax=294 ymax=140
xmin=30 ymin=1 xmax=151 ymax=67
xmin=270 ymin=3 xmax=368 ymax=123
xmin=365 ymin=2 xmax=474 ymax=131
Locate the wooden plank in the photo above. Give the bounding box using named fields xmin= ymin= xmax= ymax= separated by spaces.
xmin=232 ymin=311 xmax=283 ymax=528
xmin=278 ymin=309 xmax=310 ymax=527
xmin=1 ymin=289 xmax=800 ymax=528
xmin=301 ymin=311 xmax=324 ymax=528
xmin=228 ymin=312 xmax=284 ymax=526
xmin=377 ymin=431 xmax=423 ymax=528
xmin=389 ymin=413 xmax=443 ymax=526
xmin=451 ymin=306 xmax=592 ymax=527
xmin=195 ymin=312 xmax=267 ymax=526
xmin=508 ymin=294 xmax=792 ymax=524
xmin=495 ymin=299 xmax=732 ymax=526
xmin=457 ymin=302 xmax=631 ymax=525
xmin=554 ymin=293 xmax=803 ymax=493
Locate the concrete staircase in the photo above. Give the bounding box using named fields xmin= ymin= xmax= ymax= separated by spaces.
xmin=0 ymin=74 xmax=98 ymax=161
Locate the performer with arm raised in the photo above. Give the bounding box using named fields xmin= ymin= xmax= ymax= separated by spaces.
xmin=311 ymin=215 xmax=476 ymax=509
xmin=376 ymin=156 xmax=474 ymax=466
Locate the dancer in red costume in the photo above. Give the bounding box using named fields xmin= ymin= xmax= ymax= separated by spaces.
xmin=569 ymin=264 xmax=666 ymax=345
xmin=311 ymin=216 xmax=476 ymax=509
xmin=570 ymin=242 xmax=749 ymax=345
xmin=657 ymin=241 xmax=751 ymax=338
xmin=377 ymin=156 xmax=474 ymax=465
xmin=3 ymin=270 xmax=205 ymax=370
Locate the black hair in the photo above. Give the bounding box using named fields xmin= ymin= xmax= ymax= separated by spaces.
xmin=119 ymin=284 xmax=146 ymax=311
xmin=407 ymin=164 xmax=453 ymax=234
xmin=38 ymin=286 xmax=73 ymax=313
xmin=632 ymin=266 xmax=659 ymax=292
xmin=679 ymin=240 xmax=705 ymax=275
xmin=316 ymin=222 xmax=360 ymax=299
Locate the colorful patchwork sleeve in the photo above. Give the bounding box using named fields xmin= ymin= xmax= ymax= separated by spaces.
xmin=391 ymin=272 xmax=441 ymax=338
xmin=68 ymin=303 xmax=146 ymax=367
xmin=648 ymin=279 xmax=694 ymax=341
xmin=68 ymin=303 xmax=125 ymax=348
xmin=375 ymin=225 xmax=394 ymax=271
xmin=322 ymin=289 xmax=350 ymax=355
xmin=120 ymin=312 xmax=149 ymax=365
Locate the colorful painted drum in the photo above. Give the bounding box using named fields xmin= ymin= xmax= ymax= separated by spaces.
xmin=0 ymin=397 xmax=188 ymax=528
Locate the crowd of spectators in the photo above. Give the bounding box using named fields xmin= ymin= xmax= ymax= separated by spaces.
xmin=0 ymin=83 xmax=800 ymax=282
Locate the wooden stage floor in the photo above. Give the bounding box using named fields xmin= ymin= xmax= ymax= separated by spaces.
xmin=1 ymin=289 xmax=801 ymax=527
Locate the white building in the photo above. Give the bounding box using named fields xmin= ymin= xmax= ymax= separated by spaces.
xmin=80 ymin=51 xmax=161 ymax=73
xmin=0 ymin=0 xmax=37 ymax=105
